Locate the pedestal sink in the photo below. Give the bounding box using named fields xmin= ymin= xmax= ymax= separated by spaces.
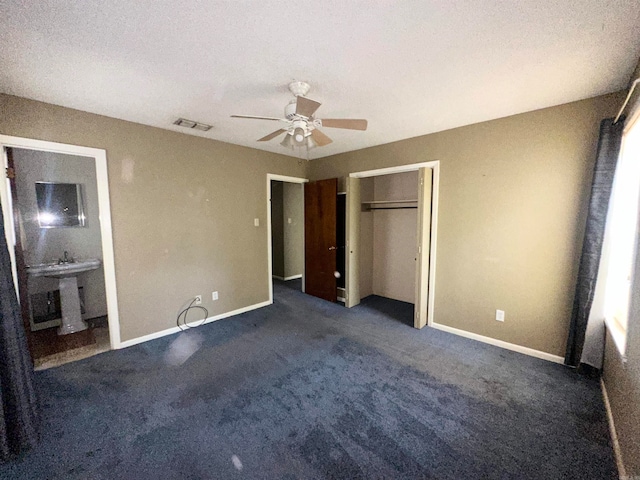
xmin=27 ymin=259 xmax=101 ymax=335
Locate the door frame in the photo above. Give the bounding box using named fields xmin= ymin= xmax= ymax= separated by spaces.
xmin=0 ymin=135 xmax=122 ymax=349
xmin=349 ymin=160 xmax=440 ymax=327
xmin=266 ymin=174 xmax=308 ymax=304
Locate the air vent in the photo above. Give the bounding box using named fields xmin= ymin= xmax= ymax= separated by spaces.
xmin=173 ymin=118 xmax=212 ymax=131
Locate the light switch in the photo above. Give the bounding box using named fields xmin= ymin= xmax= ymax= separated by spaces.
xmin=288 ymin=218 xmax=292 ymax=224
xmin=254 ymin=218 xmax=259 ymax=227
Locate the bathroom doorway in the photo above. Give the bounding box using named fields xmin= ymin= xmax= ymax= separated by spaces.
xmin=0 ymin=136 xmax=120 ymax=368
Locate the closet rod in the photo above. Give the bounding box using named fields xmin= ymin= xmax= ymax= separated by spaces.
xmin=367 ymin=206 xmax=418 ymax=210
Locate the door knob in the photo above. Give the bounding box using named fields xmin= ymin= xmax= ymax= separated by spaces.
xmin=328 ymin=246 xmax=337 ymax=251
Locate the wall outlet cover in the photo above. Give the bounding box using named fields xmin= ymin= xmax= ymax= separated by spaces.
xmin=496 ymin=309 xmax=505 ymax=322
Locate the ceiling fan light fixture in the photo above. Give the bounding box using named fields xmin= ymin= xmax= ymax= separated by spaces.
xmin=306 ymin=135 xmax=317 ymax=149
xmin=280 ymin=133 xmax=294 ymax=149
xmin=293 ymin=127 xmax=306 ymax=144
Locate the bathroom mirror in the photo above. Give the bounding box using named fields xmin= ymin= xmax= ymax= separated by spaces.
xmin=35 ymin=182 xmax=86 ymax=228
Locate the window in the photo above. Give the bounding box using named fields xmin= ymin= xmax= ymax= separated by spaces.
xmin=603 ymin=112 xmax=640 ymax=355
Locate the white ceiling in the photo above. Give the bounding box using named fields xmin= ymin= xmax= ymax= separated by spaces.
xmin=1 ymin=1 xmax=640 ymax=160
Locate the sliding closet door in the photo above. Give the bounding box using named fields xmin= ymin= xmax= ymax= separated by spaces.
xmin=345 ymin=177 xmax=361 ymax=308
xmin=304 ymin=178 xmax=338 ymax=302
xmin=414 ymin=168 xmax=433 ymax=328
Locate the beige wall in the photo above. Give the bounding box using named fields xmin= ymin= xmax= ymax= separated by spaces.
xmin=602 ymin=60 xmax=640 ymax=478
xmin=603 ymin=329 xmax=640 ymax=477
xmin=372 ymin=172 xmax=418 ymax=303
xmin=270 ymin=181 xmax=285 ymax=278
xmin=0 ymin=94 xmax=305 ymax=342
xmin=282 ymin=182 xmax=303 ymax=278
xmin=310 ymin=92 xmax=623 ymax=357
xmin=0 ymin=91 xmax=627 ymax=358
xmin=13 ymin=148 xmax=107 ymax=320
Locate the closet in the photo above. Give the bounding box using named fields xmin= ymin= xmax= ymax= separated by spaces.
xmin=340 ymin=167 xmax=433 ymax=327
xmin=359 ymin=171 xmax=419 ymax=304
xmin=307 ymin=168 xmax=432 ymax=327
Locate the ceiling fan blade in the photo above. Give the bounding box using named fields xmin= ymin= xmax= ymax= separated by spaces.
xmin=319 ymin=119 xmax=368 ymax=131
xmin=295 ymin=97 xmax=321 ymax=118
xmin=231 ymin=115 xmax=283 ymax=121
xmin=311 ymin=128 xmax=333 ymax=146
xmin=258 ymin=129 xmax=287 ymax=142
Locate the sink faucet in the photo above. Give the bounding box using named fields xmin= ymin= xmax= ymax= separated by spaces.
xmin=58 ymin=251 xmax=74 ymax=264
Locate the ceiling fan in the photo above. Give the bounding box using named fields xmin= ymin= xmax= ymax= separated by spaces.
xmin=231 ymin=81 xmax=367 ymax=149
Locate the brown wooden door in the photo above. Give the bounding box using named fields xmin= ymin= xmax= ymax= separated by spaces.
xmin=304 ymin=178 xmax=338 ymax=302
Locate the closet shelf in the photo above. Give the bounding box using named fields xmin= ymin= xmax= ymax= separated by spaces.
xmin=362 ymin=199 xmax=418 ymax=210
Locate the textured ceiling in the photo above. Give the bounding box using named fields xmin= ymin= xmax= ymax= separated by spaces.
xmin=1 ymin=1 xmax=640 ymax=159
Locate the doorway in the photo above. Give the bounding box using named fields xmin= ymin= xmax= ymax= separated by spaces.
xmin=346 ymin=161 xmax=439 ymax=328
xmin=0 ymin=135 xmax=121 ymax=367
xmin=267 ymin=174 xmax=307 ymax=303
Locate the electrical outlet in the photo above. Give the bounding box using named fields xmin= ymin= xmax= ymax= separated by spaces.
xmin=496 ymin=309 xmax=505 ymax=322
xmin=212 ymin=291 xmax=218 ymax=301
xmin=254 ymin=218 xmax=260 ymax=227
xmin=194 ymin=295 xmax=202 ymax=305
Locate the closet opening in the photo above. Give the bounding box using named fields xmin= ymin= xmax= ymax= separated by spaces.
xmin=346 ymin=162 xmax=439 ymax=328
xmin=359 ymin=171 xmax=419 ymax=326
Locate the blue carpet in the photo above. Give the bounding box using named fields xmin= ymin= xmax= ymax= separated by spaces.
xmin=1 ymin=280 xmax=616 ymax=479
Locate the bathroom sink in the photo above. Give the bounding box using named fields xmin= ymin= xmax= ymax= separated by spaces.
xmin=27 ymin=259 xmax=101 ymax=279
xmin=26 ymin=258 xmax=101 ymax=335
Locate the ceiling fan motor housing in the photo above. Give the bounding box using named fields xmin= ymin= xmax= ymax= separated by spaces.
xmin=285 ymin=100 xmax=297 ymax=119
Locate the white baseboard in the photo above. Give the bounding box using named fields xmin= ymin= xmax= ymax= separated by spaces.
xmin=430 ymin=322 xmax=564 ymax=364
xmin=272 ymin=274 xmax=302 ymax=281
xmin=601 ymin=378 xmax=627 ymax=480
xmin=117 ymin=300 xmax=271 ymax=349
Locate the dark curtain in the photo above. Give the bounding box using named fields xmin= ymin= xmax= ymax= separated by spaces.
xmin=0 ymin=201 xmax=38 ymax=461
xmin=565 ymin=117 xmax=625 ymax=367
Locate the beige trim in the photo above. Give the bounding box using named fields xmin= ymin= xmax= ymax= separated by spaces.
xmin=601 ymin=378 xmax=628 ymax=480
xmin=414 ymin=167 xmax=432 ymax=328
xmin=0 ymin=135 xmax=122 ymax=350
xmin=345 ymin=176 xmax=361 ymax=307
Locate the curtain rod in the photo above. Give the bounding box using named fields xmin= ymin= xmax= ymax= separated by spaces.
xmin=614 ymin=77 xmax=640 ymax=124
